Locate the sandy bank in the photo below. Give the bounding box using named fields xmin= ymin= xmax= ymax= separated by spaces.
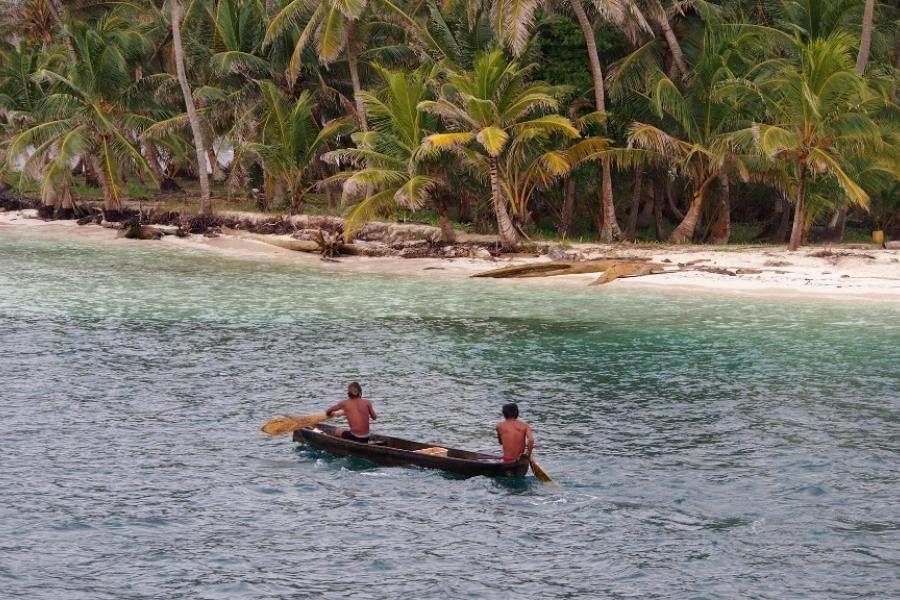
xmin=2 ymin=209 xmax=899 ymax=304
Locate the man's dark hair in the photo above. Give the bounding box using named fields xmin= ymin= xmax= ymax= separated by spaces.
xmin=502 ymin=403 xmax=519 ymax=419
xmin=348 ymin=382 xmax=362 ymax=398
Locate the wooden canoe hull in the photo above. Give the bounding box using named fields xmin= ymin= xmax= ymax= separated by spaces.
xmin=294 ymin=424 xmax=530 ymax=478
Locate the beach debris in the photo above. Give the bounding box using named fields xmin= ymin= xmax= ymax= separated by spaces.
xmin=589 ymin=262 xmax=665 ymax=285
xmin=546 ymin=245 xmax=569 ymax=260
xmin=119 ymin=224 xmax=164 ymax=240
xmin=224 ymin=227 xmax=378 ymax=257
xmin=763 ymin=260 xmax=793 ymax=267
xmin=474 ymin=259 xmax=667 ymax=284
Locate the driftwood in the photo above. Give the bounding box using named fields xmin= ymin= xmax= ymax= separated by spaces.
xmin=471 ymin=261 xmax=573 ymax=278
xmin=473 ymin=258 xmax=657 ymax=279
xmin=223 ymin=227 xmax=373 ymax=257
xmin=589 ymin=263 xmax=666 ymax=285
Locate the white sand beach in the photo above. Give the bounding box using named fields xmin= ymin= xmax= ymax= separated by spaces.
xmin=3 ymin=209 xmax=899 ymax=303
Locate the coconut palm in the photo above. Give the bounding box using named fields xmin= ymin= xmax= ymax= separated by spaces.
xmin=490 ymin=0 xmax=651 ymax=242
xmin=6 ymin=16 xmax=157 ymax=215
xmin=729 ymin=32 xmax=897 ymax=250
xmin=171 ymin=0 xmax=211 ymax=214
xmin=322 ymin=65 xmax=453 ymax=237
xmin=610 ymin=23 xmax=763 ymax=243
xmin=418 ymin=50 xmax=580 ymax=248
xmin=264 ymin=0 xmax=376 ymax=132
xmin=245 ymin=82 xmax=354 ymax=209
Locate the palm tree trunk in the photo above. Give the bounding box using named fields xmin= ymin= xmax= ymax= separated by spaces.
xmin=653 ymin=181 xmax=665 ymax=241
xmin=490 ymin=157 xmax=520 ymax=248
xmin=788 ymin=165 xmax=807 ymax=251
xmin=666 ymin=180 xmax=684 ymax=221
xmin=830 ymin=208 xmax=848 ymax=242
xmin=434 ymin=195 xmax=456 ymax=243
xmin=93 ymin=154 xmax=120 ymax=214
xmin=625 ymin=169 xmax=644 ymax=241
xmin=775 ymin=194 xmax=792 ymax=243
xmin=171 ymin=0 xmax=212 ymax=215
xmin=569 ymin=0 xmax=620 ymax=242
xmin=653 ymin=3 xmax=688 ymax=78
xmin=559 ymin=177 xmax=575 ymax=237
xmin=856 ymin=0 xmax=876 ymax=74
xmin=347 ymin=19 xmax=368 ymax=132
xmin=710 ymin=173 xmax=730 ymax=244
xmin=671 ymin=174 xmax=716 ymax=243
xmin=144 ymin=142 xmax=164 ymax=182
xmin=669 ymin=193 xmax=702 ymax=243
xmin=207 ymin=147 xmax=224 ymax=182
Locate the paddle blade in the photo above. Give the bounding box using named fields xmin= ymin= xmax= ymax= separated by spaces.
xmin=261 ymin=413 xmax=330 ymax=436
xmin=529 ymin=458 xmax=554 ymax=483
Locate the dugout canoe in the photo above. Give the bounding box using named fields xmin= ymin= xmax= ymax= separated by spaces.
xmin=293 ymin=423 xmax=530 ymax=478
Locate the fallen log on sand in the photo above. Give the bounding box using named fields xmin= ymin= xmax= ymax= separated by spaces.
xmin=589 ymin=262 xmax=666 ymax=285
xmin=223 ymin=227 xmax=372 ymax=256
xmin=472 ymin=258 xmax=659 ymax=279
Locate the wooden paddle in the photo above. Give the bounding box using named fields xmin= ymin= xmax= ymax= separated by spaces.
xmin=529 ymin=457 xmax=554 ymax=483
xmin=261 ymin=411 xmax=344 ymax=436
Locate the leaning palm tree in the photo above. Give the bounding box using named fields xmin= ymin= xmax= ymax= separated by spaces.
xmin=728 ymin=32 xmax=897 ymax=250
xmin=610 ymin=23 xmax=760 ymax=243
xmin=6 ymin=16 xmax=157 ymax=216
xmin=418 ymin=50 xmax=581 ymax=248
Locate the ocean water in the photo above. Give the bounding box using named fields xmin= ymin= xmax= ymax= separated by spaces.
xmin=1 ymin=229 xmax=899 ymax=599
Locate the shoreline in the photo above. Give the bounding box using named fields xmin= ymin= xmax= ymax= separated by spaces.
xmin=2 ymin=209 xmax=899 ymax=305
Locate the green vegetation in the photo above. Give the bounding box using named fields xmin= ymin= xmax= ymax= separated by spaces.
xmin=1 ymin=0 xmax=897 ymax=248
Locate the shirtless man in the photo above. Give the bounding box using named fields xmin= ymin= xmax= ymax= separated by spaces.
xmin=326 ymin=382 xmax=377 ymax=444
xmin=496 ymin=403 xmax=534 ymax=462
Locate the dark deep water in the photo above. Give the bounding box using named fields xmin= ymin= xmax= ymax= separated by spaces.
xmin=1 ymin=230 xmax=899 ymax=599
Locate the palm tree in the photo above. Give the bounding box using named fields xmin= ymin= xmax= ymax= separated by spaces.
xmin=322 ymin=65 xmax=450 ymax=238
xmin=856 ymin=0 xmax=875 ymax=73
xmin=610 ymin=23 xmax=760 ymax=243
xmin=731 ymin=32 xmax=896 ymax=250
xmin=418 ymin=50 xmax=581 ymax=248
xmin=6 ymin=16 xmax=157 ymax=216
xmin=171 ymin=0 xmax=211 ymax=214
xmin=265 ymin=0 xmax=373 ymax=131
xmin=246 ymin=82 xmax=353 ymax=209
xmin=499 ymin=110 xmax=611 ymax=227
xmin=491 ymin=0 xmax=651 ymax=242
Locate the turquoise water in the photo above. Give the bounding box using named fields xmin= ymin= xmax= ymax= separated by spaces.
xmin=1 ymin=229 xmax=899 ymax=599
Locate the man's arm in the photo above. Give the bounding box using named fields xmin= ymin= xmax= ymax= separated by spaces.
xmin=325 ymin=400 xmax=345 ymax=416
xmin=368 ymin=401 xmax=377 ymax=420
xmin=524 ymin=424 xmax=534 ymax=457
xmin=496 ymin=425 xmax=503 ymax=445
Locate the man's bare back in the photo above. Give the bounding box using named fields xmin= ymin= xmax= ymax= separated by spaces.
xmin=327 ymin=397 xmax=376 ymax=436
xmin=496 ymin=403 xmax=534 ymax=461
xmin=326 ymin=383 xmax=376 ymax=439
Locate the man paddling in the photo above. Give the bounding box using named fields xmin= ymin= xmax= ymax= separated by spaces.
xmin=326 ymin=382 xmax=377 ymax=443
xmin=496 ymin=403 xmax=534 ymax=462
